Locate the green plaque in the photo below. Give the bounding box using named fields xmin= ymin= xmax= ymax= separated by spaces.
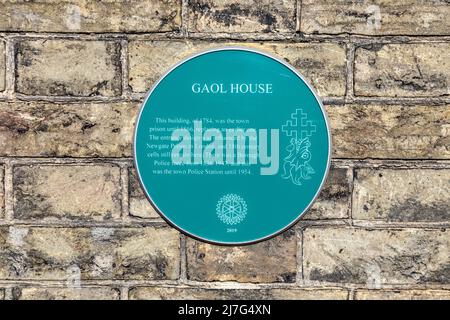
xmin=134 ymin=48 xmax=331 ymax=245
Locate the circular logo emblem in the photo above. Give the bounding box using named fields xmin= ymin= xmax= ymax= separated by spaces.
xmin=134 ymin=47 xmax=331 ymax=245
xmin=216 ymin=194 xmax=248 ymax=225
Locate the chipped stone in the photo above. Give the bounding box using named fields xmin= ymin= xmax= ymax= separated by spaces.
xmin=0 ymin=226 xmax=180 ymax=280
xmin=16 ymin=40 xmax=122 ymax=97
xmin=7 ymin=226 xmax=29 ymax=247
xmin=301 ymin=0 xmax=450 ymax=35
xmin=13 ymin=165 xmax=122 ymax=221
xmin=128 ymin=40 xmax=346 ymax=97
xmin=0 ymin=1 xmax=181 ymax=32
xmin=188 ymin=0 xmax=296 ymax=33
xmin=304 ymin=227 xmax=450 ymax=285
xmin=355 ymin=43 xmax=450 ymax=97
xmin=353 ymin=168 xmax=450 ymax=222
xmin=186 ymin=229 xmax=297 ymax=283
xmin=0 ymin=101 xmax=137 ymax=157
xmin=91 ymin=254 xmax=114 ymax=277
xmin=91 ymin=228 xmax=115 ymax=241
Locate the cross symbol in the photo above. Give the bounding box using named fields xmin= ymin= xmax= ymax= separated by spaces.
xmin=282 ymin=120 xmax=298 ymax=138
xmin=282 ymin=108 xmax=316 ymax=140
xmin=300 ymin=117 xmax=316 ymax=140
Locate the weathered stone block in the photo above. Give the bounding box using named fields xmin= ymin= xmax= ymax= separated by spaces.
xmin=186 ymin=229 xmax=297 ymax=283
xmin=0 ymin=0 xmax=181 ymax=33
xmin=13 ymin=164 xmax=121 ymax=221
xmin=12 ymin=287 xmax=120 ymax=300
xmin=353 ymin=168 xmax=450 ymax=222
xmin=128 ymin=40 xmax=347 ymax=97
xmin=355 ymin=289 xmax=450 ymax=300
xmin=0 ymin=226 xmax=180 ymax=280
xmin=327 ymin=104 xmax=450 ymax=159
xmin=0 ymin=40 xmax=5 ymax=92
xmin=188 ymin=0 xmax=296 ymax=33
xmin=129 ymin=286 xmax=348 ymax=300
xmin=301 ymin=0 xmax=450 ymax=36
xmin=0 ymin=101 xmax=137 ymax=157
xmin=16 ymin=40 xmax=121 ymax=97
xmin=0 ymin=165 xmax=4 ymax=218
xmin=354 ymin=43 xmax=450 ymax=97
xmin=304 ymin=167 xmax=350 ymax=220
xmin=303 ymin=227 xmax=450 ymax=285
xmin=129 ymin=168 xmax=159 ymax=219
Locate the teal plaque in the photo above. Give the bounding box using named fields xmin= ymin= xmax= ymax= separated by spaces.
xmin=134 ymin=48 xmax=331 ymax=245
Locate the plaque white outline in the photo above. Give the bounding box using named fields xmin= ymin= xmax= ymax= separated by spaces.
xmin=133 ymin=47 xmax=332 ymax=246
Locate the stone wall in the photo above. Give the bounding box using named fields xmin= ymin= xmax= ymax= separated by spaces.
xmin=0 ymin=0 xmax=449 ymax=300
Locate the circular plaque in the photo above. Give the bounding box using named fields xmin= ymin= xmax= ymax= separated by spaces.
xmin=134 ymin=47 xmax=331 ymax=245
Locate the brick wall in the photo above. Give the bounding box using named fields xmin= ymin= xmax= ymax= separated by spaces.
xmin=0 ymin=0 xmax=449 ymax=300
